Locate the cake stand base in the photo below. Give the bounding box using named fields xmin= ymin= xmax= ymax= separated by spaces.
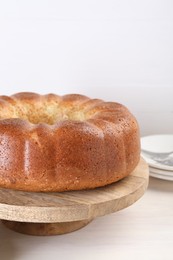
xmin=2 ymin=219 xmax=93 ymax=236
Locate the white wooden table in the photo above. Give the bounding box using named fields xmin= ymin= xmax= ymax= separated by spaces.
xmin=0 ymin=176 xmax=172 ymax=260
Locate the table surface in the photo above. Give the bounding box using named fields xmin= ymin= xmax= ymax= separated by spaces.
xmin=0 ymin=176 xmax=173 ymax=260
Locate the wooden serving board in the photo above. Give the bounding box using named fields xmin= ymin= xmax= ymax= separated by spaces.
xmin=0 ymin=158 xmax=149 ymax=236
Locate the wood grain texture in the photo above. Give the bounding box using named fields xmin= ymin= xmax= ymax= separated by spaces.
xmin=0 ymin=158 xmax=149 ymax=223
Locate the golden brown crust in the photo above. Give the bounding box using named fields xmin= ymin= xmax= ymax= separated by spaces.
xmin=0 ymin=92 xmax=140 ymax=192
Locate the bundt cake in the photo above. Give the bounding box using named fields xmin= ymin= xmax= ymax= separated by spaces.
xmin=0 ymin=92 xmax=140 ymax=192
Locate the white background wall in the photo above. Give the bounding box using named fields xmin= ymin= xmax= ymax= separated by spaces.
xmin=0 ymin=0 xmax=173 ymax=136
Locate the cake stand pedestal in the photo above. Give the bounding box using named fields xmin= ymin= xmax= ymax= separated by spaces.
xmin=0 ymin=158 xmax=149 ymax=236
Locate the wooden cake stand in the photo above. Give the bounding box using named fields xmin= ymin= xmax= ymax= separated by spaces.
xmin=0 ymin=158 xmax=149 ymax=236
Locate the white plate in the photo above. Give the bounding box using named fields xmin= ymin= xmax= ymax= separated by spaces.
xmin=141 ymin=135 xmax=173 ymax=171
xmin=149 ymin=171 xmax=173 ymax=181
xmin=149 ymin=166 xmax=173 ymax=177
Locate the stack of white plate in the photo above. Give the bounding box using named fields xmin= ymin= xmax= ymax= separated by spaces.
xmin=141 ymin=135 xmax=173 ymax=181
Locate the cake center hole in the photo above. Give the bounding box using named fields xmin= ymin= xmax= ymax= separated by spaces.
xmin=26 ymin=109 xmax=86 ymax=124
